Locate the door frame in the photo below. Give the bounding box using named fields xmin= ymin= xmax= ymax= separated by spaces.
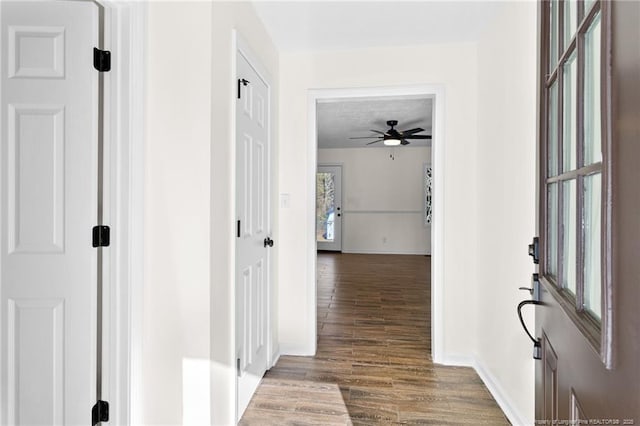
xmin=307 ymin=85 xmax=446 ymax=360
xmin=316 ymin=163 xmax=343 ymax=252
xmin=233 ymin=31 xmax=276 ymax=422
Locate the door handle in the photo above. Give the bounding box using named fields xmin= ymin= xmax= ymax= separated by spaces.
xmin=517 ymin=299 xmax=542 ymax=360
xmin=263 ymin=237 xmax=274 ymax=248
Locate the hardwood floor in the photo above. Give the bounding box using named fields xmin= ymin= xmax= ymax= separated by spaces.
xmin=240 ymin=253 xmax=509 ymax=425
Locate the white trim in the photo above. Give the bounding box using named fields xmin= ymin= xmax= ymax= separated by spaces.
xmin=341 ymin=249 xmax=429 ymax=255
xmin=99 ymin=2 xmax=146 ymax=425
xmin=474 ymin=358 xmax=532 ymax=426
xmin=342 ymin=210 xmax=423 ymax=214
xmin=307 ymin=85 xmax=446 ymax=361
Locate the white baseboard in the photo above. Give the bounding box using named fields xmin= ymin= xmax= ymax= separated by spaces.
xmin=278 ymin=342 xmax=315 ymax=357
xmin=473 ymin=358 xmax=531 ymax=426
xmin=341 ymin=249 xmax=429 ymax=255
xmin=438 ymin=354 xmax=531 ymax=426
xmin=270 ymin=345 xmax=281 ymax=369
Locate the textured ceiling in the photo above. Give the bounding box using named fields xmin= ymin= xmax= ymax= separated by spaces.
xmin=317 ymin=96 xmax=433 ymax=149
xmin=252 ymin=1 xmax=502 ymax=52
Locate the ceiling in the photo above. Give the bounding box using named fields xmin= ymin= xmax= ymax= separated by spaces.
xmin=317 ymin=96 xmax=433 ymax=149
xmin=252 ymin=1 xmax=502 ymax=52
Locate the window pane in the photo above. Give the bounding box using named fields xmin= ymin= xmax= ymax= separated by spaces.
xmin=584 ymin=14 xmax=602 ymax=165
xmin=562 ymin=179 xmax=577 ymax=294
xmin=564 ymin=0 xmax=578 ymax=48
xmin=563 ymin=53 xmax=577 ymax=172
xmin=316 ymin=173 xmax=335 ymax=243
xmin=548 ymin=82 xmax=559 ymax=177
xmin=549 ymin=0 xmax=559 ymax=72
xmin=547 ymin=183 xmax=559 ymax=278
xmin=584 ymin=173 xmax=602 ymax=319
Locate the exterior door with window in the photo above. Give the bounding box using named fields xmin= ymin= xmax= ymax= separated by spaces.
xmin=316 ymin=165 xmax=342 ymax=251
xmin=535 ymin=0 xmax=640 ymax=423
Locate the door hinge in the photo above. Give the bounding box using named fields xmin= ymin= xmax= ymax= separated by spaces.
xmin=237 ymin=220 xmax=241 ymax=238
xmin=92 ymin=225 xmax=111 ymax=247
xmin=237 ymin=78 xmax=249 ymax=99
xmin=237 ymin=357 xmax=241 ymax=376
xmin=93 ymin=47 xmax=111 ymax=72
xmin=92 ymin=400 xmax=109 ymax=425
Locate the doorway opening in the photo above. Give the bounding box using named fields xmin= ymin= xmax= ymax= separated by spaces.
xmin=307 ymin=85 xmax=446 ymax=361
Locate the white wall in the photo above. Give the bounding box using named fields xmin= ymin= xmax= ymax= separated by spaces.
xmin=144 ymin=3 xmax=212 ymax=424
xmin=475 ymin=2 xmax=537 ymax=424
xmin=278 ymin=43 xmax=479 ymax=358
xmin=318 ymin=147 xmax=431 ymax=254
xmin=144 ymin=2 xmax=279 ymax=425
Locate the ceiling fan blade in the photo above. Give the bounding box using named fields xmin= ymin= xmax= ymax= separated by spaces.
xmin=366 ymin=139 xmax=383 ymax=145
xmin=405 ymin=135 xmax=432 ymax=139
xmin=370 ymin=129 xmax=387 ymax=135
xmin=350 ymin=136 xmax=384 ymax=139
xmin=401 ymin=127 xmax=425 ymax=136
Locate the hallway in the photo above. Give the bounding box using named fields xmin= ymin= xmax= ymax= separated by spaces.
xmin=240 ymin=253 xmax=509 ymax=424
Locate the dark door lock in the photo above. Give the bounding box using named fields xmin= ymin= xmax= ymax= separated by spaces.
xmin=263 ymin=237 xmax=274 ymax=248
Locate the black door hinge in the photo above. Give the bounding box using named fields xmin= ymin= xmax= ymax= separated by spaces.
xmin=237 ymin=220 xmax=241 ymax=238
xmin=92 ymin=225 xmax=111 ymax=247
xmin=94 ymin=47 xmax=111 ymax=72
xmin=92 ymin=400 xmax=109 ymax=425
xmin=237 ymin=78 xmax=249 ymax=99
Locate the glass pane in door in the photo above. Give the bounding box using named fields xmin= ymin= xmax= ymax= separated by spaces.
xmin=563 ymin=52 xmax=577 ymax=172
xmin=549 ymin=0 xmax=559 ymax=72
xmin=584 ymin=14 xmax=602 ymax=165
xmin=562 ymin=179 xmax=577 ymax=294
xmin=547 ymin=183 xmax=559 ymax=278
xmin=548 ymin=82 xmax=559 ymax=177
xmin=564 ymin=0 xmax=578 ymax=48
xmin=316 ymin=172 xmax=335 ymax=242
xmin=584 ymin=173 xmax=602 ymax=319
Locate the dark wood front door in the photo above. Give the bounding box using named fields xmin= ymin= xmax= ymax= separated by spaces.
xmin=535 ymin=1 xmax=640 ymax=424
xmin=536 ymin=0 xmax=640 ymax=425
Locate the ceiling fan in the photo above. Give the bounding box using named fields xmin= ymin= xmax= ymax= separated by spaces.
xmin=349 ymin=120 xmax=432 ymax=146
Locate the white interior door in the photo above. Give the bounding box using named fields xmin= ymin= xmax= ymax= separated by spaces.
xmin=0 ymin=2 xmax=100 ymax=424
xmin=316 ymin=165 xmax=342 ymax=251
xmin=236 ymin=49 xmax=271 ymax=420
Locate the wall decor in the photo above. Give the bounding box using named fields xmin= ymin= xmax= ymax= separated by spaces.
xmin=424 ymin=164 xmax=432 ymax=225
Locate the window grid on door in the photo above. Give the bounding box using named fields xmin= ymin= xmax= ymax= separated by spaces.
xmin=540 ymin=0 xmax=613 ymax=367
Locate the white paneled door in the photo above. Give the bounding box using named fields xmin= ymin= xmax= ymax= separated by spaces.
xmin=1 ymin=2 xmax=100 ymax=425
xmin=236 ymin=49 xmax=272 ymax=420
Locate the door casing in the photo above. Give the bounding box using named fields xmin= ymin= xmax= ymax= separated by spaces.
xmin=307 ymin=86 xmax=445 ymax=360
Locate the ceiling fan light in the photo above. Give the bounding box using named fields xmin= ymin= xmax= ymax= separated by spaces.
xmin=384 ymin=138 xmax=401 ymax=146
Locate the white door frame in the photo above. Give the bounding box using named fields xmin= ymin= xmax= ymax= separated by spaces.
xmin=307 ymin=86 xmax=446 ymax=361
xmin=101 ymin=2 xmax=146 ymax=425
xmin=233 ymin=31 xmax=276 ymax=422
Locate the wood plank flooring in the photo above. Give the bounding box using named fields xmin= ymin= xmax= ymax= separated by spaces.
xmin=240 ymin=253 xmax=510 ymax=425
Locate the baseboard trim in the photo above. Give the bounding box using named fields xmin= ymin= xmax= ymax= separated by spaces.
xmin=473 ymin=358 xmax=531 ymax=426
xmin=279 ymin=343 xmax=315 ymax=357
xmin=438 ymin=354 xmax=530 ymax=426
xmin=342 ymin=249 xmax=430 ymax=256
